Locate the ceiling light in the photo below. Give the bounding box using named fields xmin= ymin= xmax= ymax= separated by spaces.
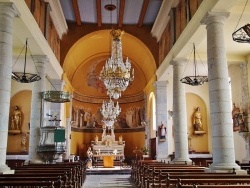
xmin=12 ymin=38 xmax=41 ymax=83
xmin=180 ymin=43 xmax=208 ymax=86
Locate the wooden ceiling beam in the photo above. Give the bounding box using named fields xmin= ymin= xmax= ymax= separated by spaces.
xmin=118 ymin=0 xmax=125 ymax=27
xmin=71 ymin=0 xmax=82 ymax=26
xmin=137 ymin=0 xmax=150 ymax=27
xmin=96 ymin=0 xmax=102 ymax=27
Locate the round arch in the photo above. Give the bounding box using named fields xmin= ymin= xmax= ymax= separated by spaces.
xmin=63 ymin=29 xmax=156 ymax=88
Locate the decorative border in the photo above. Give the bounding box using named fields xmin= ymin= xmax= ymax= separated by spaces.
xmin=73 ymin=92 xmax=145 ymax=104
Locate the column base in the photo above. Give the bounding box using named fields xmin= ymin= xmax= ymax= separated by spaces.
xmin=242 ymin=157 xmax=250 ymax=163
xmin=173 ymin=158 xmax=192 ymax=164
xmin=0 ymin=164 xmax=12 ymax=174
xmin=25 ymin=159 xmax=44 ymax=164
xmin=209 ymin=162 xmax=241 ymax=172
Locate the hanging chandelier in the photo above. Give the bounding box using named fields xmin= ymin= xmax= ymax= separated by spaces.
xmin=99 ymin=29 xmax=134 ymax=99
xmin=180 ymin=43 xmax=208 ymax=86
xmin=12 ymin=38 xmax=41 ymax=83
xmin=232 ymin=1 xmax=250 ymax=43
xmin=100 ymin=98 xmax=121 ymax=127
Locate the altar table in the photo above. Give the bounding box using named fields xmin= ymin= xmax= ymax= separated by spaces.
xmin=103 ymin=155 xmax=114 ymax=168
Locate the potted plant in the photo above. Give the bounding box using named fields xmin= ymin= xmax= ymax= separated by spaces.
xmin=141 ymin=145 xmax=149 ymax=158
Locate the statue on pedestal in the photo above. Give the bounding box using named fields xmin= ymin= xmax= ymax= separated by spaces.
xmin=86 ymin=147 xmax=93 ymax=169
xmin=9 ymin=106 xmax=22 ymax=134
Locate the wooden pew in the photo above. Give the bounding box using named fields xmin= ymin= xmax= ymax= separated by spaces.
xmin=132 ymin=160 xmax=200 ymax=186
xmin=176 ymin=178 xmax=250 ymax=188
xmin=140 ymin=167 xmax=206 ymax=187
xmin=165 ymin=174 xmax=250 ymax=188
xmin=179 ymin=185 xmax=250 ymax=188
xmin=14 ymin=169 xmax=73 ymax=187
xmin=0 ymin=173 xmax=68 ymax=187
xmin=24 ymin=161 xmax=85 ymax=187
xmin=0 ymin=180 xmax=56 ymax=187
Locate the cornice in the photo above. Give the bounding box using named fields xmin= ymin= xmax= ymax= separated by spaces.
xmin=44 ymin=0 xmax=68 ymax=39
xmin=151 ymin=0 xmax=176 ymax=42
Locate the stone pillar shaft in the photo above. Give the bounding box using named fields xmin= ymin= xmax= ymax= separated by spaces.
xmin=203 ymin=12 xmax=240 ymax=171
xmin=0 ymin=2 xmax=19 ymax=172
xmin=28 ymin=56 xmax=48 ymax=163
xmin=172 ymin=60 xmax=191 ymax=163
xmin=155 ymin=81 xmax=168 ymax=160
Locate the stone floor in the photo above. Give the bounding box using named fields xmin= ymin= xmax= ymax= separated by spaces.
xmin=82 ymin=174 xmax=136 ymax=188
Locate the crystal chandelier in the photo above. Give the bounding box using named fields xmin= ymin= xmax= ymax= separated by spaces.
xmin=101 ymin=98 xmax=121 ymax=127
xmin=180 ymin=43 xmax=208 ymax=86
xmin=99 ymin=29 xmax=134 ymax=99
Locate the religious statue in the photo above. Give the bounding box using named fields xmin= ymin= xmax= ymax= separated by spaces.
xmin=232 ymin=103 xmax=249 ymax=132
xmin=10 ymin=106 xmax=22 ymax=131
xmin=118 ymin=135 xmax=123 ymax=145
xmin=21 ymin=132 xmax=27 ymax=152
xmin=86 ymin=147 xmax=93 ymax=169
xmin=94 ymin=135 xmax=98 ymax=145
xmin=193 ymin=107 xmax=204 ymax=132
xmin=159 ymin=122 xmax=167 ymax=140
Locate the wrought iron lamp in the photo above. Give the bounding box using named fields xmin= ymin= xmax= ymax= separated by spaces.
xmin=100 ymin=98 xmax=121 ymax=127
xmin=232 ymin=0 xmax=250 ymax=43
xmin=180 ymin=43 xmax=208 ymax=86
xmin=99 ymin=29 xmax=134 ymax=99
xmin=232 ymin=24 xmax=250 ymax=43
xmin=12 ymin=38 xmax=41 ymax=83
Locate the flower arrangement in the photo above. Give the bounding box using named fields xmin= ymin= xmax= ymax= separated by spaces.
xmin=141 ymin=145 xmax=149 ymax=155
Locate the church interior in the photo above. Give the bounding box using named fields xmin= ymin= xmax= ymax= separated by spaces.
xmin=2 ymin=0 xmax=250 ymax=187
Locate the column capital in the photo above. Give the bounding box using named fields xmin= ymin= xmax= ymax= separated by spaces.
xmin=201 ymin=11 xmax=230 ymax=26
xmin=170 ymin=58 xmax=187 ymax=66
xmin=154 ymin=80 xmax=169 ymax=88
xmin=0 ymin=2 xmax=20 ymax=17
xmin=32 ymin=55 xmax=49 ymax=64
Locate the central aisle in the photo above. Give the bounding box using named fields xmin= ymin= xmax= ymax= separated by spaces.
xmin=82 ymin=174 xmax=136 ymax=188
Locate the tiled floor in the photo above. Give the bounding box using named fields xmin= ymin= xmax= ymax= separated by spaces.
xmin=83 ymin=165 xmax=135 ymax=187
xmin=82 ymin=174 xmax=136 ymax=188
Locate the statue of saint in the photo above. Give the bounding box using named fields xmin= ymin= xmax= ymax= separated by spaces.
xmin=21 ymin=132 xmax=27 ymax=152
xmin=159 ymin=122 xmax=167 ymax=139
xmin=94 ymin=135 xmax=98 ymax=144
xmin=86 ymin=147 xmax=93 ymax=169
xmin=118 ymin=135 xmax=123 ymax=144
xmin=193 ymin=107 xmax=203 ymax=131
xmin=11 ymin=106 xmax=22 ymax=131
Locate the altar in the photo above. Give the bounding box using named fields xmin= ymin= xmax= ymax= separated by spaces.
xmin=91 ymin=126 xmax=125 ymax=167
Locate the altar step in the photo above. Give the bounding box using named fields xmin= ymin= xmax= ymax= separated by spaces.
xmin=86 ymin=166 xmax=131 ymax=175
xmin=93 ymin=160 xmax=123 ymax=167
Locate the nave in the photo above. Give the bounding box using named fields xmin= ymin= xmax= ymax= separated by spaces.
xmin=82 ymin=174 xmax=136 ymax=188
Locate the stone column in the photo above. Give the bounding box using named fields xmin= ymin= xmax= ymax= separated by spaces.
xmin=172 ymin=60 xmax=191 ymax=163
xmin=240 ymin=62 xmax=250 ymax=162
xmin=28 ymin=55 xmax=48 ymax=163
xmin=0 ymin=3 xmax=19 ymax=172
xmin=202 ymin=12 xmax=240 ymax=171
xmin=154 ymin=81 xmax=168 ymax=160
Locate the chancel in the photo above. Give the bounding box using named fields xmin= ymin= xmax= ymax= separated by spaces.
xmin=3 ymin=0 xmax=250 ymax=187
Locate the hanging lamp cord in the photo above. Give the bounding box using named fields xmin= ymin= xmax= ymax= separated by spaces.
xmin=233 ymin=0 xmax=248 ymax=32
